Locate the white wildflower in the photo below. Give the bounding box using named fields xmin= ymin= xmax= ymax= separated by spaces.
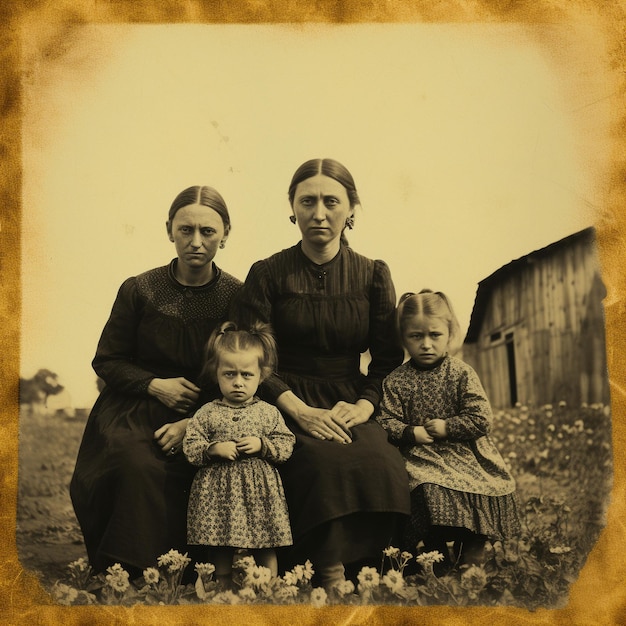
xmin=244 ymin=565 xmax=272 ymax=589
xmin=194 ymin=562 xmax=216 ymax=577
xmin=382 ymin=569 xmax=405 ymax=594
xmin=415 ymin=551 xmax=445 ymax=567
xmin=383 ymin=546 xmax=400 ymax=558
xmin=157 ymin=549 xmax=190 ymax=573
xmin=105 ymin=564 xmax=130 ymax=593
xmin=333 ymin=579 xmax=355 ymax=596
xmin=357 ymin=566 xmax=380 ymax=590
xmin=310 ymin=587 xmax=328 ymax=607
xmin=143 ymin=567 xmax=159 ymax=584
xmin=302 ymin=560 xmax=314 ymax=582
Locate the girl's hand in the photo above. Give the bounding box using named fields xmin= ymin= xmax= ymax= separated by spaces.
xmin=425 ymin=419 xmax=448 ymax=439
xmin=154 ymin=418 xmax=190 ymax=456
xmin=236 ymin=436 xmax=262 ymax=456
xmin=328 ymin=400 xmax=374 ymax=430
xmin=148 ymin=377 xmax=201 ymax=414
xmin=208 ymin=441 xmax=239 ymax=461
xmin=413 ymin=426 xmax=434 ymax=444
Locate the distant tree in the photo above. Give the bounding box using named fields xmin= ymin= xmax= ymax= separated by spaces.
xmin=19 ymin=369 xmax=64 ymax=407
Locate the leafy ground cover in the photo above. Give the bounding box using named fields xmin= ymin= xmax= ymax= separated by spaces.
xmin=16 ymin=401 xmax=612 ymax=608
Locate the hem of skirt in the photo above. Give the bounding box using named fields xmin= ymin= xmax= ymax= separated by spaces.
xmin=94 ymin=549 xmax=151 ymax=572
xmin=188 ymin=541 xmax=294 ymax=549
xmin=292 ymin=507 xmax=410 ymax=541
xmin=411 ymin=481 xmax=517 ymax=497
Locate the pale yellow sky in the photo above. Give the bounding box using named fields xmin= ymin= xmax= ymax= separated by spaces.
xmin=21 ymin=23 xmax=611 ymax=408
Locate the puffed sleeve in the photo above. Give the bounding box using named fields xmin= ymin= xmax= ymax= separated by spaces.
xmin=377 ymin=374 xmax=415 ymax=446
xmin=91 ymin=278 xmax=156 ymax=394
xmin=360 ymin=260 xmax=404 ymax=407
xmin=229 ymin=261 xmax=291 ymax=402
xmin=182 ymin=406 xmax=216 ymax=466
xmin=259 ymin=405 xmax=296 ymax=464
xmin=446 ymin=365 xmax=492 ymax=440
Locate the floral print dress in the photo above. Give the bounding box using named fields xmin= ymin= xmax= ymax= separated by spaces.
xmin=377 ymin=356 xmax=520 ymax=543
xmin=183 ymin=398 xmax=296 ymax=548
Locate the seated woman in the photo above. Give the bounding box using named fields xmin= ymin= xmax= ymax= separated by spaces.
xmin=70 ymin=185 xmax=242 ymax=577
xmin=231 ymin=158 xmax=410 ymax=589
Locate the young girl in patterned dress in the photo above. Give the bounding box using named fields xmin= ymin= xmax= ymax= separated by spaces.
xmin=377 ymin=290 xmax=520 ymax=574
xmin=183 ymin=321 xmax=295 ymax=587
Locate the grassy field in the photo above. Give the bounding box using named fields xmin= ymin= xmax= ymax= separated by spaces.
xmin=16 ymin=401 xmax=613 ymax=607
xmin=17 ymin=408 xmax=88 ymax=583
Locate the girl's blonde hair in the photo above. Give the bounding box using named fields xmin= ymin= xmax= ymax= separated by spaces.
xmin=396 ymin=289 xmax=463 ymax=355
xmin=201 ymin=321 xmax=278 ymax=384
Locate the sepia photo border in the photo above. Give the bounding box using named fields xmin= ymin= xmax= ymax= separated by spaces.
xmin=2 ymin=1 xmax=625 ymax=624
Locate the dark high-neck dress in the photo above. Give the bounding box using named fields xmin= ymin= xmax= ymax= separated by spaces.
xmin=70 ymin=260 xmax=241 ymax=572
xmin=232 ymin=243 xmax=410 ymax=568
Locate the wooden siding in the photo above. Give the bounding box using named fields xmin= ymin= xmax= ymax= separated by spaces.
xmin=464 ymin=230 xmax=608 ymax=408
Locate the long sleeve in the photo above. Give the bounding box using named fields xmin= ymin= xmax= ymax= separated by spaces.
xmin=377 ymin=374 xmax=415 ymax=446
xmin=361 ymin=260 xmax=404 ymax=407
xmin=230 ymin=260 xmax=291 ymax=402
xmin=92 ymin=278 xmax=156 ymax=395
xmin=445 ymin=366 xmax=492 ymax=440
xmin=182 ymin=408 xmax=216 ymax=467
xmin=259 ymin=407 xmax=296 ymax=464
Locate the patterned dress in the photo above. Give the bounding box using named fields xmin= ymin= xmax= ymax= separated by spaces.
xmin=70 ymin=260 xmax=242 ymax=571
xmin=183 ymin=398 xmax=295 ymax=548
xmin=377 ymin=356 xmax=520 ymax=545
xmin=231 ymin=243 xmax=411 ymax=567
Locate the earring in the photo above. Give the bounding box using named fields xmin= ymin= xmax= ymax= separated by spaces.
xmin=345 ymin=216 xmax=355 ymax=230
xmin=219 ymin=241 xmax=226 ymax=249
xmin=289 ymin=215 xmax=297 ymax=224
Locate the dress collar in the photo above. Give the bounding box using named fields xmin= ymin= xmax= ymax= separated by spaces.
xmin=167 ymin=259 xmax=221 ymax=292
xmin=296 ymin=241 xmax=343 ymax=269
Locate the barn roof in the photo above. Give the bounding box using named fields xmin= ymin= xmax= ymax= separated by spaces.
xmin=464 ymin=227 xmax=596 ymax=344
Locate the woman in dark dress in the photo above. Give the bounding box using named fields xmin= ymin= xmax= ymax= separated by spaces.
xmin=70 ymin=186 xmax=242 ymax=576
xmin=232 ymin=159 xmax=410 ymax=589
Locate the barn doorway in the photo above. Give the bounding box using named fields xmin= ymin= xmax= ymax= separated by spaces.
xmin=505 ymin=332 xmax=518 ymax=406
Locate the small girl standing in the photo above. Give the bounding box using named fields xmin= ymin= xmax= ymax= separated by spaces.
xmin=183 ymin=321 xmax=295 ymax=587
xmin=377 ymin=290 xmax=519 ymax=573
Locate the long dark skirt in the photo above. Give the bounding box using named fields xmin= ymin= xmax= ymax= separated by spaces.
xmin=277 ymin=418 xmax=410 ymax=569
xmin=70 ymin=388 xmax=198 ymax=572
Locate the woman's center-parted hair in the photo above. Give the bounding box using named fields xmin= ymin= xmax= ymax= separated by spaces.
xmin=201 ymin=321 xmax=278 ymax=386
xmin=397 ymin=289 xmax=463 ymax=356
xmin=287 ymin=158 xmax=361 ymax=209
xmin=166 ymin=185 xmax=232 ymax=235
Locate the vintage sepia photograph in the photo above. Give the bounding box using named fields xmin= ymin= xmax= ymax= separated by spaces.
xmin=4 ymin=1 xmax=625 ymax=624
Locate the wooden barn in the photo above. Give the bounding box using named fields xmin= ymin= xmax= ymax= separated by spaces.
xmin=462 ymin=227 xmax=609 ymax=409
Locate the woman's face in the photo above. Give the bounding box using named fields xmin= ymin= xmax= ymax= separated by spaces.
xmin=168 ymin=204 xmax=227 ymax=270
xmin=291 ymin=175 xmax=353 ymax=247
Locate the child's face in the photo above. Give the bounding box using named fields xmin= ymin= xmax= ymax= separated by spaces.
xmin=216 ymin=349 xmax=262 ymax=406
xmin=402 ymin=315 xmax=450 ymax=366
